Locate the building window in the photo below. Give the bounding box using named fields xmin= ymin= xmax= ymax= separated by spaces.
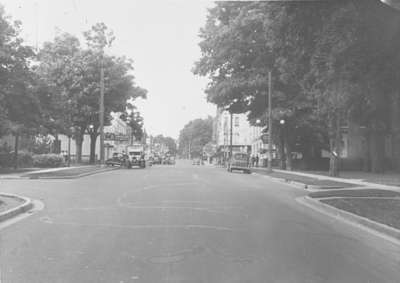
xmin=234 ymin=117 xmax=239 ymax=127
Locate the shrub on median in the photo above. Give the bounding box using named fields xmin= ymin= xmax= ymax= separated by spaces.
xmin=0 ymin=151 xmax=33 ymax=168
xmin=32 ymin=154 xmax=65 ymax=168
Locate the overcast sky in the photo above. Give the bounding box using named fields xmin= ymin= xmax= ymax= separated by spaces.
xmin=1 ymin=0 xmax=216 ymax=139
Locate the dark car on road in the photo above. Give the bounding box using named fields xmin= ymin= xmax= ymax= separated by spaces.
xmin=192 ymin=158 xmax=201 ymax=165
xmin=105 ymin=153 xmax=125 ymax=166
xmin=165 ymin=156 xmax=176 ymax=165
xmin=227 ymin=152 xmax=250 ymax=174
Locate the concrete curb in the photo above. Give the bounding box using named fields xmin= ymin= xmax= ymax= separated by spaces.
xmin=297 ymin=196 xmax=400 ymax=246
xmin=28 ymin=166 xmax=119 ymax=179
xmin=0 ymin=193 xmax=33 ymax=223
xmin=252 ymin=172 xmax=308 ymax=190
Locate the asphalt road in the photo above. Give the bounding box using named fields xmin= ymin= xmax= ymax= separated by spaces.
xmin=1 ymin=160 xmax=400 ymax=282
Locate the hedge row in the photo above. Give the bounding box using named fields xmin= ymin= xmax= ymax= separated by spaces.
xmin=0 ymin=152 xmax=65 ymax=168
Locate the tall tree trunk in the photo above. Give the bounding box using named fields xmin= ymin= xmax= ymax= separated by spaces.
xmin=369 ymin=122 xmax=385 ymax=173
xmin=329 ymin=113 xmax=341 ymax=177
xmin=75 ymin=133 xmax=83 ymax=164
xmin=89 ymin=133 xmax=98 ymax=164
xmin=279 ymin=145 xmax=285 ymax=169
xmin=362 ymin=133 xmax=370 ymax=172
xmin=284 ymin=140 xmax=292 ymax=171
xmin=13 ymin=134 xmax=19 ymax=170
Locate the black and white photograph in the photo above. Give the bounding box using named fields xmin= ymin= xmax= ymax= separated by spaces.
xmin=1 ymin=0 xmax=400 ymax=282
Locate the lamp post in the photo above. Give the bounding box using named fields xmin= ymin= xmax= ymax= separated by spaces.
xmin=380 ymin=0 xmax=400 ymax=10
xmin=88 ymin=124 xmax=95 ymax=164
xmin=99 ymin=56 xmax=105 ymax=166
xmin=279 ymin=119 xmax=286 ymax=169
xmin=227 ymin=98 xmax=238 ymax=163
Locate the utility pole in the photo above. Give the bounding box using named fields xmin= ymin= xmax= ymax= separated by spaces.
xmin=267 ymin=71 xmax=273 ymax=173
xmin=99 ymin=56 xmax=105 ymax=165
xmin=230 ymin=112 xmax=233 ymax=160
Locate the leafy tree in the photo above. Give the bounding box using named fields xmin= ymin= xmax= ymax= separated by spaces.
xmin=153 ymin=135 xmax=177 ymax=155
xmin=83 ymin=23 xmax=147 ymax=163
xmin=178 ymin=117 xmax=213 ymax=158
xmin=194 ymin=2 xmax=328 ymax=170
xmin=195 ymin=1 xmax=400 ymax=175
xmin=38 ymin=24 xmax=147 ymax=163
xmin=120 ymin=104 xmax=145 ymax=143
xmin=0 ymin=5 xmax=41 ymax=168
xmin=36 ymin=33 xmax=84 ymax=154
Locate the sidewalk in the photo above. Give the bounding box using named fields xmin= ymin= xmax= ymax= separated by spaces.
xmin=251 ymin=167 xmax=400 ymax=191
xmin=251 ymin=167 xmax=358 ymax=190
xmin=303 ymin=170 xmax=400 ymax=187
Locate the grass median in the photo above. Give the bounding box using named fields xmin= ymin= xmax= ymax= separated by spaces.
xmin=309 ymin=189 xmax=400 ymax=198
xmin=22 ymin=166 xmax=114 ymax=179
xmin=309 ymin=188 xmax=400 ymax=231
xmin=321 ymin=198 xmax=400 ymax=230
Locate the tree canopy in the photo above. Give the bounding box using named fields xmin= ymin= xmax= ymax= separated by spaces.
xmin=0 ymin=5 xmax=40 ymax=137
xmin=178 ymin=117 xmax=213 ymax=158
xmin=36 ymin=24 xmax=147 ymax=162
xmin=153 ymin=135 xmax=177 ymax=155
xmin=194 ymin=0 xmax=400 ymax=174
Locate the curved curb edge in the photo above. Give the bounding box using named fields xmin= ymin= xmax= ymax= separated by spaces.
xmin=251 ymin=172 xmax=307 ymax=190
xmin=30 ymin=166 xmax=119 ymax=179
xmin=0 ymin=193 xmax=33 ymax=223
xmin=297 ymin=196 xmax=400 ymax=246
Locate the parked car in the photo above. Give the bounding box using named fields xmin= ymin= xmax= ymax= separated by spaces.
xmin=163 ymin=156 xmax=175 ymax=165
xmin=105 ymin=153 xmax=125 ymax=166
xmin=192 ymin=158 xmax=201 ymax=165
xmin=227 ymin=152 xmax=251 ymax=174
xmin=152 ymin=155 xmax=162 ymax=165
xmin=168 ymin=156 xmax=176 ymax=165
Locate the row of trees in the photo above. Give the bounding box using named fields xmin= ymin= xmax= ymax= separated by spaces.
xmin=152 ymin=135 xmax=177 ymax=155
xmin=0 ymin=6 xmax=146 ymax=164
xmin=178 ymin=117 xmax=213 ymax=158
xmin=194 ymin=1 xmax=400 ymax=175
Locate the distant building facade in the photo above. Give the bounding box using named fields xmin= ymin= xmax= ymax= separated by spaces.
xmin=213 ymin=108 xmax=252 ymax=164
xmin=59 ymin=112 xmax=131 ymax=162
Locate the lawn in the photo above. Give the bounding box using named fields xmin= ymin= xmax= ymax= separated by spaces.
xmin=309 ymin=189 xmax=400 ymax=199
xmin=22 ymin=166 xmax=109 ymax=178
xmin=321 ymin=198 xmax=400 ymax=230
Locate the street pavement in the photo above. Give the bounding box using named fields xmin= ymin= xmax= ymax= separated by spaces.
xmin=1 ymin=160 xmax=400 ymax=282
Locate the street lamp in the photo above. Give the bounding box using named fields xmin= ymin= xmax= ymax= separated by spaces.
xmin=279 ymin=119 xmax=286 ymax=169
xmin=228 ymin=98 xmax=238 ymax=162
xmin=380 ymin=0 xmax=400 ymax=10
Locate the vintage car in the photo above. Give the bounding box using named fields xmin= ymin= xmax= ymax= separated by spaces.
xmin=105 ymin=152 xmax=125 ymax=166
xmin=227 ymin=152 xmax=251 ymax=174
